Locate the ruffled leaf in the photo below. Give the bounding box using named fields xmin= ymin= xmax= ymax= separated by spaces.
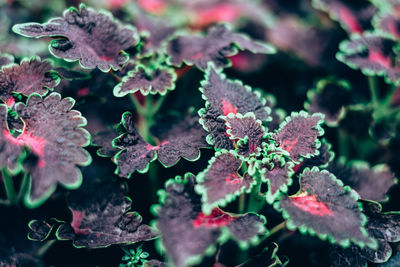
xmin=56 ymin=179 xmax=157 ymax=248
xmin=199 ymin=64 xmax=270 ymax=150
xmin=196 ymin=152 xmax=254 ymax=213
xmin=155 ymin=173 xmax=266 ymax=267
xmin=113 ymin=112 xmax=157 ymax=177
xmin=27 ymin=220 xmax=52 ymax=242
xmin=135 ymin=13 xmax=176 ymax=57
xmin=256 ymin=156 xmax=295 ymax=204
xmin=373 ymin=9 xmax=400 ymax=39
xmin=331 ymin=200 xmax=400 ymax=264
xmin=12 ymin=4 xmax=138 ymax=72
xmin=337 ymin=33 xmax=400 ymax=84
xmin=11 ymin=93 xmax=91 ymax=207
xmin=272 ymin=111 xmax=324 ymax=163
xmin=150 ymin=110 xmax=209 ymax=168
xmin=0 ymin=53 xmax=14 ymax=67
xmin=167 ymin=24 xmax=275 ymax=70
xmin=92 ymin=128 xmax=119 ymax=157
xmin=224 ymin=113 xmax=266 ymax=157
xmin=328 ymin=160 xmax=397 ymax=202
xmin=0 ymin=105 xmax=23 ymax=174
xmin=275 ymin=167 xmax=376 ymax=248
xmin=113 ymin=110 xmax=208 ymax=177
xmin=0 ymin=57 xmax=60 ymax=106
xmin=305 ymin=79 xmax=353 ymax=126
xmin=113 ymin=65 xmax=177 ymax=97
xmin=295 ymin=139 xmax=335 ymax=175
xmin=312 ymin=0 xmax=377 ymax=34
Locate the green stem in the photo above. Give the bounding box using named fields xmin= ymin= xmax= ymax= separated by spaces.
xmin=1 ymin=168 xmax=17 ymax=205
xmin=151 ymin=95 xmax=167 ymax=116
xmin=37 ymin=239 xmax=56 ymax=258
xmin=17 ymin=172 xmax=29 ymax=200
xmin=246 ymin=172 xmax=265 ymax=213
xmin=269 ymin=221 xmax=286 ymax=236
xmin=129 ymin=93 xmax=146 ymax=114
xmin=368 ymin=76 xmax=379 ymax=107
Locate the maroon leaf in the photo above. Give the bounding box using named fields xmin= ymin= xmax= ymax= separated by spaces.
xmin=374 ymin=11 xmax=400 ymax=39
xmin=150 ymin=110 xmax=209 ymax=168
xmin=0 ymin=53 xmax=14 ymax=67
xmin=224 ymin=113 xmax=266 ymax=157
xmin=196 ymin=152 xmax=254 ymax=213
xmin=56 ymin=179 xmax=157 ymax=248
xmin=272 ymin=111 xmax=324 ymax=163
xmin=337 ymin=33 xmax=400 ymax=84
xmin=295 ymin=139 xmax=335 ymax=175
xmin=12 ymin=4 xmax=138 ymax=72
xmin=135 ymin=13 xmax=176 ymax=57
xmin=328 ymin=160 xmax=397 ymax=202
xmin=255 ymin=155 xmax=295 ymax=204
xmin=305 ymin=79 xmax=353 ymax=126
xmin=312 ymin=0 xmax=377 ymax=34
xmin=113 ymin=110 xmax=208 ymax=177
xmin=167 ymin=24 xmax=275 ymax=70
xmin=331 ymin=200 xmax=400 ymax=264
xmin=199 ymin=64 xmax=270 ymax=150
xmin=113 ymin=65 xmax=177 ymax=97
xmin=92 ymin=128 xmax=119 ymax=157
xmin=9 ymin=93 xmax=91 ymax=207
xmin=113 ymin=112 xmax=157 ymax=177
xmin=27 ymin=220 xmax=53 ymax=242
xmin=0 ymin=57 xmax=60 ymax=106
xmin=276 ymin=167 xmax=376 ymax=248
xmin=156 ymin=173 xmax=266 ymax=267
xmin=0 ymin=105 xmax=23 ymax=174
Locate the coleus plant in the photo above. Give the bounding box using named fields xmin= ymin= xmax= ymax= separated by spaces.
xmin=0 ymin=0 xmax=399 ymax=266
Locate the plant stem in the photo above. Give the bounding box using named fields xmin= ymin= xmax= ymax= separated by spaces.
xmin=151 ymin=95 xmax=167 ymax=116
xmin=1 ymin=168 xmax=17 ymax=205
xmin=269 ymin=221 xmax=286 ymax=236
xmin=37 ymin=239 xmax=56 ymax=258
xmin=238 ymin=194 xmax=246 ymax=213
xmin=368 ymin=76 xmax=379 ymax=107
xmin=246 ymin=172 xmax=265 ymax=212
xmin=17 ymin=172 xmax=29 ymax=200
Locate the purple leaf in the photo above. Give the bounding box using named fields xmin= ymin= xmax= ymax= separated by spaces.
xmin=92 ymin=128 xmax=120 ymax=157
xmin=199 ymin=64 xmax=271 ymax=150
xmin=374 ymin=11 xmax=400 ymax=39
xmin=113 ymin=110 xmax=208 ymax=177
xmin=255 ymin=156 xmax=295 ymax=204
xmin=167 ymin=24 xmax=275 ymax=70
xmin=135 ymin=13 xmax=176 ymax=57
xmin=113 ymin=65 xmax=177 ymax=97
xmin=272 ymin=111 xmax=324 ymax=163
xmin=295 ymin=139 xmax=335 ymax=175
xmin=275 ymin=167 xmax=376 ymax=248
xmin=56 ymin=179 xmax=157 ymax=248
xmin=196 ymin=152 xmax=254 ymax=213
xmin=0 ymin=105 xmax=23 ymax=174
xmin=337 ymin=33 xmax=400 ymax=84
xmin=12 ymin=4 xmax=138 ymax=72
xmin=27 ymin=220 xmax=53 ymax=242
xmin=265 ymin=94 xmax=285 ymax=132
xmin=312 ymin=0 xmax=377 ymax=34
xmin=305 ymin=79 xmax=353 ymax=126
xmin=113 ymin=112 xmax=157 ymax=177
xmin=331 ymin=200 xmax=400 ymax=264
xmin=9 ymin=93 xmax=91 ymax=207
xmin=224 ymin=113 xmax=266 ymax=157
xmin=156 ymin=173 xmax=266 ymax=267
xmin=0 ymin=53 xmax=14 ymax=67
xmin=328 ymin=160 xmax=397 ymax=202
xmin=150 ymin=110 xmax=209 ymax=168
xmin=0 ymin=57 xmax=60 ymax=106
